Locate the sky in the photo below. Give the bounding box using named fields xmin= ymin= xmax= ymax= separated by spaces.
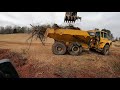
xmin=0 ymin=12 xmax=119 ymax=38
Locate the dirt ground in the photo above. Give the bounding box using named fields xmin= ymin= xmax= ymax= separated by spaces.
xmin=0 ymin=34 xmax=120 ymax=78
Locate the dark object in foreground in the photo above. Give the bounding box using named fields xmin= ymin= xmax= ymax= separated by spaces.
xmin=0 ymin=59 xmax=19 ymax=78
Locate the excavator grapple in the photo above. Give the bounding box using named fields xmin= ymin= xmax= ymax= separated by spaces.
xmin=64 ymin=12 xmax=81 ymax=23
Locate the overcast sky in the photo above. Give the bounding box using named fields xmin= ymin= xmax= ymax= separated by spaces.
xmin=0 ymin=12 xmax=119 ymax=37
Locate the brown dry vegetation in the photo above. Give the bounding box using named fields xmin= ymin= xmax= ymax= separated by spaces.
xmin=0 ymin=34 xmax=120 ymax=78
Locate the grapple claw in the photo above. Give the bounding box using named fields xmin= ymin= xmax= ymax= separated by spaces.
xmin=64 ymin=12 xmax=82 ymax=23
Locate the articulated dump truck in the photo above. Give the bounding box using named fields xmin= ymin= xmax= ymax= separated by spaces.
xmin=45 ymin=28 xmax=112 ymax=56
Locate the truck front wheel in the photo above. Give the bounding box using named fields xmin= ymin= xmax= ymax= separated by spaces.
xmin=102 ymin=45 xmax=110 ymax=55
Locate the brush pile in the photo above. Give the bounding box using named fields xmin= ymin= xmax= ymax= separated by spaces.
xmin=52 ymin=24 xmax=81 ymax=30
xmin=27 ymin=24 xmax=81 ymax=45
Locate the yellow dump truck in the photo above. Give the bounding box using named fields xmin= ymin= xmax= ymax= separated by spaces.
xmin=45 ymin=28 xmax=112 ymax=55
xmin=88 ymin=30 xmax=112 ymax=55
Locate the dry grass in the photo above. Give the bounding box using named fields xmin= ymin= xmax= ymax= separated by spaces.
xmin=112 ymin=41 xmax=120 ymax=47
xmin=0 ymin=34 xmax=120 ymax=78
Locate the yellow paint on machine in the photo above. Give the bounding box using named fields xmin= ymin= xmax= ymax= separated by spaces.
xmin=45 ymin=28 xmax=90 ymax=49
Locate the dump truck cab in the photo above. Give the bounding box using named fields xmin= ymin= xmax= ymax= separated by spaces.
xmin=88 ymin=30 xmax=112 ymax=55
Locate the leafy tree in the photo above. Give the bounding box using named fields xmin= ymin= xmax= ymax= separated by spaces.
xmin=101 ymin=28 xmax=113 ymax=40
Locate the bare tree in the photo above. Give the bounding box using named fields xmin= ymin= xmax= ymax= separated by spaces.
xmin=115 ymin=37 xmax=118 ymax=41
xmin=0 ymin=26 xmax=4 ymax=34
xmin=4 ymin=26 xmax=13 ymax=34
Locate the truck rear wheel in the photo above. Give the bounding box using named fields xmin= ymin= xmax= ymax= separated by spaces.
xmin=102 ymin=45 xmax=110 ymax=55
xmin=52 ymin=42 xmax=67 ymax=55
xmin=68 ymin=43 xmax=82 ymax=56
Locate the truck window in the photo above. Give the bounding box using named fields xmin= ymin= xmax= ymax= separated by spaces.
xmin=101 ymin=32 xmax=104 ymax=38
xmin=88 ymin=32 xmax=95 ymax=36
xmin=95 ymin=32 xmax=100 ymax=37
xmin=104 ymin=33 xmax=108 ymax=38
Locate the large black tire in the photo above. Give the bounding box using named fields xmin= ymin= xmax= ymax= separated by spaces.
xmin=102 ymin=45 xmax=110 ymax=55
xmin=68 ymin=43 xmax=82 ymax=56
xmin=52 ymin=42 xmax=67 ymax=55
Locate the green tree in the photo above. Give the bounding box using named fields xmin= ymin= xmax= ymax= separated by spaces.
xmin=101 ymin=28 xmax=113 ymax=40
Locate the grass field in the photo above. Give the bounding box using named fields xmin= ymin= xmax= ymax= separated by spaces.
xmin=0 ymin=34 xmax=120 ymax=78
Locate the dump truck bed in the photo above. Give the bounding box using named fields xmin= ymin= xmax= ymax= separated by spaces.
xmin=45 ymin=28 xmax=91 ymax=49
